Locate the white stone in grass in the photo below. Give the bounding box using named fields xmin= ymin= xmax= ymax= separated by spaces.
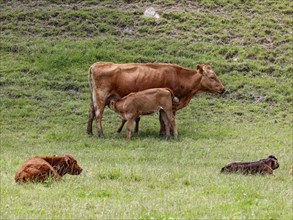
xmin=144 ymin=7 xmax=160 ymax=20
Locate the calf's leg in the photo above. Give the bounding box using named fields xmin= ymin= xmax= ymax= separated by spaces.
xmin=134 ymin=117 xmax=140 ymax=133
xmin=117 ymin=119 xmax=127 ymax=133
xmin=261 ymin=165 xmax=273 ymax=175
xmin=126 ymin=119 xmax=135 ymax=140
xmin=160 ymin=111 xmax=171 ymax=140
xmin=166 ymin=111 xmax=177 ymax=140
xmin=159 ymin=112 xmax=166 ymax=136
xmin=117 ymin=117 xmax=140 ymax=133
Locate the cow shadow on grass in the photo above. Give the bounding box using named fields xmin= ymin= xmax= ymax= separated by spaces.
xmin=117 ymin=130 xmax=158 ymax=139
xmin=106 ymin=127 xmax=172 ymax=140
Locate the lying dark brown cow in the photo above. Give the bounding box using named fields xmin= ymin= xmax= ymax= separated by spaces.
xmin=87 ymin=62 xmax=225 ymax=138
xmin=109 ymin=88 xmax=178 ymax=140
xmin=221 ymin=155 xmax=279 ymax=175
xmin=15 ymin=155 xmax=82 ymax=183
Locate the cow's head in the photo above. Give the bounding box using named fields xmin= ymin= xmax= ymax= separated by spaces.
xmin=197 ymin=64 xmax=225 ymax=94
xmin=63 ymin=155 xmax=83 ymax=175
xmin=263 ymin=155 xmax=279 ymax=170
xmin=109 ymin=99 xmax=117 ymax=111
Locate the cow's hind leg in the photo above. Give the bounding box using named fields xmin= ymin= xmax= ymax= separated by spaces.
xmin=87 ymin=98 xmax=95 ymax=135
xmin=95 ymin=105 xmax=105 ymax=138
xmin=92 ymin=92 xmax=107 ymax=138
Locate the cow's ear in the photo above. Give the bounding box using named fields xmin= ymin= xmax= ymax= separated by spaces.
xmin=273 ymin=160 xmax=279 ymax=169
xmin=65 ymin=156 xmax=71 ymax=165
xmin=268 ymin=159 xmax=276 ymax=168
xmin=109 ymin=100 xmax=115 ymax=110
xmin=196 ymin=64 xmax=204 ymax=75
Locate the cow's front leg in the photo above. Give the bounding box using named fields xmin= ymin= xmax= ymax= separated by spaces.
xmin=48 ymin=168 xmax=62 ymax=181
xmin=95 ymin=107 xmax=105 ymax=138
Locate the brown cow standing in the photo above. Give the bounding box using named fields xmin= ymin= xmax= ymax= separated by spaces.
xmin=220 ymin=155 xmax=279 ymax=175
xmin=15 ymin=155 xmax=82 ymax=183
xmin=87 ymin=62 xmax=225 ymax=138
xmin=109 ymin=88 xmax=178 ymax=140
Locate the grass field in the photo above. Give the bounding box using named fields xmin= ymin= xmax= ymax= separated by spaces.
xmin=1 ymin=0 xmax=292 ymax=219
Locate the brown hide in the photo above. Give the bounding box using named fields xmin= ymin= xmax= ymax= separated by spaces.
xmin=109 ymin=88 xmax=177 ymax=140
xmin=15 ymin=155 xmax=82 ymax=183
xmin=87 ymin=62 xmax=225 ymax=137
xmin=221 ymin=155 xmax=279 ymax=175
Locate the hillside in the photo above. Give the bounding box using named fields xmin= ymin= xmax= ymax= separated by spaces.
xmin=1 ymin=0 xmax=292 ymax=113
xmin=0 ymin=1 xmax=292 ymax=219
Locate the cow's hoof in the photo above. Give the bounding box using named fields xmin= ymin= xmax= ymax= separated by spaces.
xmin=98 ymin=131 xmax=105 ymax=138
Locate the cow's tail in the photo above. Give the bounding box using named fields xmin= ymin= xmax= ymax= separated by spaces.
xmin=88 ymin=66 xmax=95 ymax=117
xmin=88 ymin=67 xmax=93 ymax=103
xmin=87 ymin=66 xmax=96 ymax=135
xmin=166 ymin=88 xmax=179 ymax=103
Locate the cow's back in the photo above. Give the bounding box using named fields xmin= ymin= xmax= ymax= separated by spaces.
xmin=15 ymin=157 xmax=53 ymax=182
xmin=91 ymin=62 xmax=182 ymax=97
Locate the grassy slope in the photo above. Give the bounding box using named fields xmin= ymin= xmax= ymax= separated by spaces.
xmin=1 ymin=0 xmax=292 ymax=219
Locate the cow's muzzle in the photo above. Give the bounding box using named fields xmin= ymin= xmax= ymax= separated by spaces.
xmin=219 ymin=88 xmax=226 ymax=94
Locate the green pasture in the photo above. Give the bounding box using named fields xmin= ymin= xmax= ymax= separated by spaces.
xmin=1 ymin=0 xmax=292 ymax=219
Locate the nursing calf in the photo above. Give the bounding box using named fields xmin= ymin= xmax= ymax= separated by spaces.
xmin=15 ymin=155 xmax=82 ymax=183
xmin=109 ymin=88 xmax=178 ymax=140
xmin=221 ymin=155 xmax=279 ymax=175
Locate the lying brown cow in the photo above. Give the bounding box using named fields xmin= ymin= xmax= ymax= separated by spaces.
xmin=221 ymin=155 xmax=279 ymax=175
xmin=87 ymin=62 xmax=225 ymax=138
xmin=15 ymin=155 xmax=82 ymax=183
xmin=109 ymin=88 xmax=178 ymax=140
